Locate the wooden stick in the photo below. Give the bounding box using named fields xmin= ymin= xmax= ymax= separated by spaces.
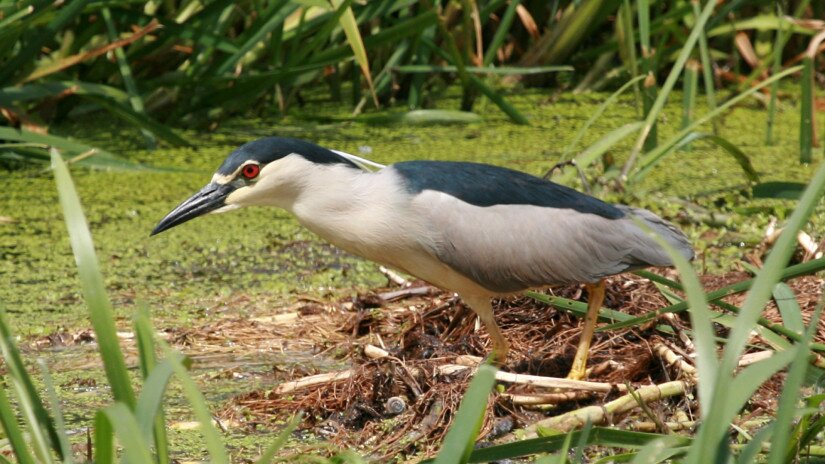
xmin=438 ymin=364 xmax=628 ymax=393
xmin=379 ymin=266 xmax=410 ymax=287
xmin=362 ymin=345 xmax=629 ymax=393
xmin=738 ymin=350 xmax=773 ymax=367
xmin=504 ymin=391 xmax=590 ymax=405
xmin=364 ymin=344 xmax=390 ymax=359
xmin=505 ymin=380 xmax=688 ymax=438
xmin=377 ymin=286 xmax=435 ymax=302
xmin=274 ymin=370 xmax=352 ymax=394
xmin=653 ymin=342 xmax=697 ymax=377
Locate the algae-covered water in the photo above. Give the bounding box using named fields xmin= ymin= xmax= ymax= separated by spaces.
xmin=1 ymin=88 xmax=821 ymax=335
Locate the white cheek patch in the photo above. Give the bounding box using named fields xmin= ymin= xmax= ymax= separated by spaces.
xmin=210 ymin=204 xmax=240 ymax=214
xmin=212 ymin=173 xmax=234 ymax=185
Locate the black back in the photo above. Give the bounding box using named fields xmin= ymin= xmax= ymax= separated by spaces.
xmin=392 ymin=161 xmax=624 ymax=219
xmin=217 ymin=137 xmax=358 ymax=175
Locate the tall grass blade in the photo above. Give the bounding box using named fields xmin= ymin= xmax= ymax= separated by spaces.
xmin=93 ymin=411 xmax=115 ymax=464
xmin=482 ymin=0 xmax=520 ymax=66
xmin=559 ymin=75 xmax=645 ymax=162
xmin=765 ymin=6 xmax=787 ymax=145
xmin=617 ymin=0 xmax=642 ymax=113
xmin=601 ymin=256 xmax=825 ymax=331
xmin=434 ymin=364 xmax=498 ymax=464
xmin=768 ymin=301 xmax=825 ymax=464
xmin=634 ymin=132 xmax=759 ymax=183
xmin=800 ymin=56 xmax=814 ymax=163
xmin=135 ymin=358 xmax=175 ymax=442
xmin=214 ymin=0 xmax=294 ymax=75
xmin=680 ymin=60 xmax=699 ymax=150
xmin=721 ymin=162 xmax=825 ymax=376
xmin=255 ymin=414 xmax=302 ymax=464
xmin=558 ymin=121 xmax=644 ymax=185
xmin=636 ymin=0 xmax=657 ymax=152
xmin=101 ymin=404 xmax=154 ymax=462
xmin=0 ymin=127 xmax=144 ymax=170
xmin=737 ymin=424 xmax=774 ymax=464
xmin=468 ymin=428 xmax=691 ymax=462
xmin=518 ymin=0 xmax=616 ymax=67
xmin=393 ymin=65 xmax=573 ymax=75
xmin=631 ymin=437 xmax=686 ymax=463
xmin=134 ymin=306 xmax=171 ymax=464
xmin=791 ymin=398 xmax=825 ymax=461
xmin=0 ymin=0 xmax=91 ymax=85
xmin=50 ymin=149 xmax=136 ymax=408
xmin=159 ymin=341 xmax=230 ymax=464
xmin=333 ymin=0 xmax=378 ymax=107
xmin=0 ymin=309 xmax=61 ymax=462
xmin=720 ymin=349 xmax=795 ymax=427
xmin=690 ymin=157 xmax=825 ymax=463
xmin=408 ymin=26 xmax=436 ymax=109
xmin=36 ymin=360 xmax=73 ymax=464
xmin=620 ymin=0 xmax=717 ymax=181
xmin=772 ymin=283 xmax=804 ymax=335
xmin=630 ymin=66 xmax=801 ymax=183
xmin=100 ymin=7 xmax=156 ymax=150
xmin=633 ymin=218 xmax=718 ymax=416
xmin=80 ymin=94 xmax=190 ymax=147
xmin=692 ymin=0 xmax=717 ymax=134
xmin=0 ymin=373 xmax=37 ymax=464
xmin=468 ymin=75 xmax=528 ymax=124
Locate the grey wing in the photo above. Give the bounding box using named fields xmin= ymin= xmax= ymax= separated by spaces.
xmin=412 ymin=191 xmax=693 ymax=293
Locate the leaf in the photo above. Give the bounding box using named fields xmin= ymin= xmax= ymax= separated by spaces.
xmin=51 ymin=148 xmax=136 ymax=408
xmin=101 ymin=405 xmax=154 ymax=463
xmin=332 ymin=0 xmax=377 ymax=106
xmin=0 ymin=308 xmax=62 ymax=462
xmin=393 ymin=65 xmax=574 ymax=75
xmin=434 ymin=364 xmax=498 ymax=464
xmin=401 ymin=109 xmax=481 ymax=124
xmin=468 ymin=428 xmax=691 ymax=462
xmin=772 ymin=283 xmax=804 ymax=335
xmin=752 ymin=182 xmax=807 ymax=200
xmin=0 ymin=127 xmax=145 ymax=170
xmin=255 ymin=414 xmax=303 ymax=464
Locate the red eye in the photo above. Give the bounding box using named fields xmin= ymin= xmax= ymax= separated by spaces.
xmin=241 ymin=164 xmax=260 ymax=179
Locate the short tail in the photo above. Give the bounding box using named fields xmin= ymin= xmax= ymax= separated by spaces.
xmin=616 ymin=205 xmax=695 ymax=267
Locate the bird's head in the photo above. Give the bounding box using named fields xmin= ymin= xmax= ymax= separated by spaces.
xmin=151 ymin=137 xmax=359 ymax=236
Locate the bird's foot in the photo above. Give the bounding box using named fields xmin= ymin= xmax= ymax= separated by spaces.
xmin=480 ymin=349 xmax=508 ymax=368
xmin=565 ymin=364 xmax=587 ymax=381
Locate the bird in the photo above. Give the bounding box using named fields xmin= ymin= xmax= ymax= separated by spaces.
xmin=151 ymin=137 xmax=694 ymax=380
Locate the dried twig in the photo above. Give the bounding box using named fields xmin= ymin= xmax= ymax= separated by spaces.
xmin=503 ymin=391 xmax=591 ymax=405
xmin=738 ymin=350 xmax=773 ymax=367
xmin=379 ymin=266 xmax=410 ymax=287
xmin=377 ymin=286 xmax=436 ymax=302
xmin=653 ymin=342 xmax=697 ymax=378
xmin=438 ymin=364 xmax=628 ymax=393
xmin=275 ymin=370 xmax=353 ymax=395
xmin=505 ymin=380 xmax=689 ymax=438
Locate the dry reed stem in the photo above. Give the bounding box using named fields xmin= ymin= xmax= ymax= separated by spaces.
xmin=508 ymin=380 xmax=688 ymax=438
xmin=379 ymin=266 xmax=410 ymax=287
xmin=653 ymin=342 xmax=697 ymax=377
xmin=504 ymin=391 xmax=591 ymax=405
xmin=738 ymin=350 xmax=774 ymax=367
xmin=437 ymin=364 xmax=628 ymax=393
xmin=274 ymin=370 xmax=353 ymax=395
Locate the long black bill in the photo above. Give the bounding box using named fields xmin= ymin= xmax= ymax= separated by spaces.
xmin=151 ymin=182 xmax=237 ymax=236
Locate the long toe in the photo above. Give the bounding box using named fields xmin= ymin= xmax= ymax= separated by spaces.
xmin=565 ymin=365 xmax=587 ymax=381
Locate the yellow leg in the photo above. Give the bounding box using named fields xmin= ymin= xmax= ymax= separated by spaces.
xmin=462 ymin=294 xmax=509 ymax=366
xmin=567 ymin=280 xmax=606 ymax=380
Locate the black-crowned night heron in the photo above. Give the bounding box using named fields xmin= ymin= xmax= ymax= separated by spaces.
xmin=152 ymin=137 xmax=694 ymax=380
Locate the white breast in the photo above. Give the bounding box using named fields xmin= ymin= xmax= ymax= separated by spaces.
xmin=289 ymin=166 xmax=425 ymax=263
